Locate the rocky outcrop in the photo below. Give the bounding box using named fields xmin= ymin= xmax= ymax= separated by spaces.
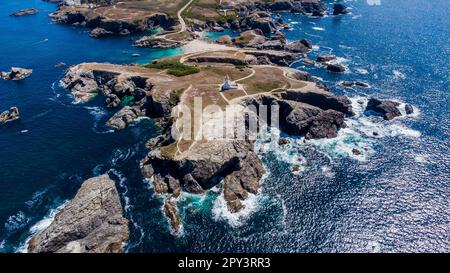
xmin=266 ymin=0 xmax=326 ymax=16
xmin=286 ymin=39 xmax=313 ymax=53
xmin=241 ymin=89 xmax=352 ymax=140
xmin=164 ymin=198 xmax=181 ymax=234
xmin=333 ymin=4 xmax=349 ymax=16
xmin=340 ymin=81 xmax=369 ymax=88
xmin=10 ymin=8 xmax=39 ymax=16
xmin=107 ymin=106 xmax=144 ymax=129
xmin=0 ymin=107 xmax=20 ymax=125
xmin=327 ymin=64 xmax=346 ymax=73
xmin=365 ymin=98 xmax=402 ymax=120
xmin=49 ymin=7 xmax=175 ymax=37
xmin=134 ymin=36 xmax=185 ymax=49
xmin=216 ymin=35 xmax=233 ymax=45
xmin=28 ymin=174 xmax=129 ymax=253
xmin=280 ymin=101 xmax=346 ymax=139
xmin=316 ymin=55 xmax=337 ymax=63
xmin=90 ymin=27 xmax=113 ymax=38
xmin=142 ymin=138 xmax=265 ymax=216
xmin=1 ymin=67 xmax=32 ymax=80
xmin=405 ymin=104 xmax=414 ymax=115
xmin=244 ymin=49 xmax=298 ymax=66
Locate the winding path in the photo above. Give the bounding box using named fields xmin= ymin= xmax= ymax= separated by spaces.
xmin=177 ymin=0 xmax=195 ymax=33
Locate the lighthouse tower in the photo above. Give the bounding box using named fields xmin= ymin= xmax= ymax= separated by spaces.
xmin=221 ymin=75 xmax=238 ymax=91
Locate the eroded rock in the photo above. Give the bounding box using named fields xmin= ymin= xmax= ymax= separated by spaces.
xmin=0 ymin=107 xmax=20 ymax=125
xmin=365 ymin=98 xmax=401 ymax=120
xmin=28 ymin=174 xmax=129 ymax=253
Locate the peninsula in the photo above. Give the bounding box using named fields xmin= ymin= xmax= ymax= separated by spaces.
xmin=34 ymin=0 xmax=410 ymax=240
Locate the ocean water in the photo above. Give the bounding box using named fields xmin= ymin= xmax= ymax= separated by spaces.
xmin=0 ymin=0 xmax=449 ymax=252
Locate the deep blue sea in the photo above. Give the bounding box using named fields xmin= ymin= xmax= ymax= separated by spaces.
xmin=0 ymin=0 xmax=449 ymax=252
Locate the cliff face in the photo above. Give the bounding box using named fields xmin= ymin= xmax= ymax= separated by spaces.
xmin=28 ymin=174 xmax=129 ymax=253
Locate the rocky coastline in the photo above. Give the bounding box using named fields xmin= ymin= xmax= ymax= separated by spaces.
xmin=28 ymin=174 xmax=129 ymax=253
xmin=24 ymin=0 xmax=412 ymax=243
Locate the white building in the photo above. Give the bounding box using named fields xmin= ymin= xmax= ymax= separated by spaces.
xmin=221 ymin=75 xmax=238 ymax=91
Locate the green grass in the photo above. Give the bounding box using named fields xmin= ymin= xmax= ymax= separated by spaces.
xmin=144 ymin=60 xmax=200 ymax=77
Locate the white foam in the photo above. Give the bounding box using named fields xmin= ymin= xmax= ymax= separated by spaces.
xmin=84 ymin=106 xmax=106 ymax=121
xmin=355 ymin=67 xmax=369 ymax=75
xmin=212 ymin=190 xmax=260 ymax=228
xmin=263 ymin=96 xmax=421 ymax=162
xmin=393 ymin=70 xmax=406 ymax=79
xmin=16 ymin=201 xmax=69 ymax=253
xmin=321 ymin=165 xmax=335 ymax=178
xmin=4 ymin=211 xmax=29 ymax=232
xmin=312 ymin=27 xmax=325 ymax=31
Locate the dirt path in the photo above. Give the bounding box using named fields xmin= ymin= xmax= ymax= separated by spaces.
xmin=177 ymin=0 xmax=195 ymax=33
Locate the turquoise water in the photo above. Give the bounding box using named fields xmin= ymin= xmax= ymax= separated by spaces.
xmin=0 ymin=0 xmax=449 ymax=252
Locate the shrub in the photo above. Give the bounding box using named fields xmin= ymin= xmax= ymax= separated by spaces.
xmin=144 ymin=60 xmax=200 ymax=77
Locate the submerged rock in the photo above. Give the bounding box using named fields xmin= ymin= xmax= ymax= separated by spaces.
xmin=327 ymin=64 xmax=346 ymax=73
xmin=405 ymin=104 xmax=414 ymax=115
xmin=28 ymin=174 xmax=129 ymax=253
xmin=316 ymin=55 xmax=337 ymax=63
xmin=10 ymin=8 xmax=39 ymax=17
xmin=333 ymin=4 xmax=349 ymax=16
xmin=366 ymin=98 xmax=401 ymax=120
xmin=340 ymin=81 xmax=369 ymax=88
xmin=0 ymin=107 xmax=20 ymax=125
xmin=54 ymin=62 xmax=66 ymax=68
xmin=1 ymin=67 xmax=33 ymax=80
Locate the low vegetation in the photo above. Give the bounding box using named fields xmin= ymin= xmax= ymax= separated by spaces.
xmin=144 ymin=60 xmax=200 ymax=77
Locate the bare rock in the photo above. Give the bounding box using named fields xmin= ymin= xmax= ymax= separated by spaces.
xmin=1 ymin=67 xmax=33 ymax=80
xmin=333 ymin=4 xmax=349 ymax=15
xmin=286 ymin=39 xmax=313 ymax=53
xmin=316 ymin=55 xmax=337 ymax=63
xmin=164 ymin=198 xmax=181 ymax=234
xmin=90 ymin=28 xmax=114 ymax=38
xmin=28 ymin=174 xmax=129 ymax=253
xmin=405 ymin=104 xmax=414 ymax=115
xmin=216 ymin=35 xmax=233 ymax=45
xmin=365 ymin=98 xmax=401 ymax=120
xmin=107 ymin=106 xmax=142 ymax=129
xmin=10 ymin=8 xmax=38 ymax=16
xmin=0 ymin=107 xmax=20 ymax=125
xmin=327 ymin=64 xmax=346 ymax=73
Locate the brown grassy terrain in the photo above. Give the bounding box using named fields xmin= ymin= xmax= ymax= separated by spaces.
xmin=76 ymin=50 xmax=313 ymax=155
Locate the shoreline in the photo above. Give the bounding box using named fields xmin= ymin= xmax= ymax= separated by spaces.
xmin=0 ymin=0 xmax=433 ymax=253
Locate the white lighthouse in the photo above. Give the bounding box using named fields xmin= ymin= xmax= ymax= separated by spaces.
xmin=221 ymin=75 xmax=238 ymax=91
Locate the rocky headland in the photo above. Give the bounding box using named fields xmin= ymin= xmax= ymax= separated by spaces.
xmin=0 ymin=107 xmax=20 ymax=126
xmin=28 ymin=174 xmax=129 ymax=253
xmin=60 ymin=47 xmax=353 ymax=232
xmin=45 ymin=0 xmax=412 ymax=238
xmin=10 ymin=8 xmax=39 ymax=17
xmin=1 ymin=67 xmax=32 ymax=81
